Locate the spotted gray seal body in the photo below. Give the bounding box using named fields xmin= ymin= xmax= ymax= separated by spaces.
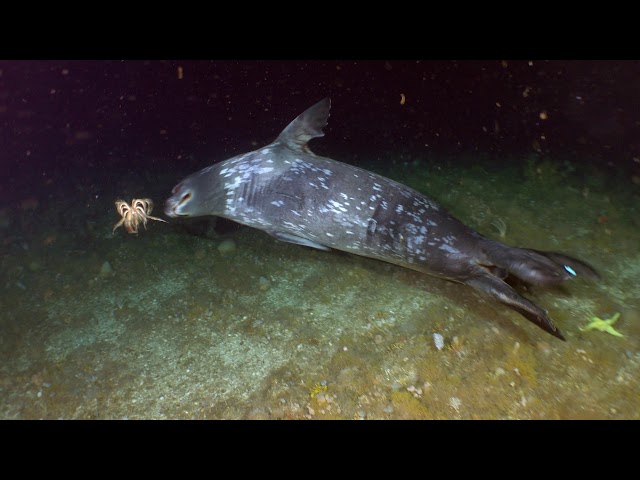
xmin=165 ymin=98 xmax=599 ymax=340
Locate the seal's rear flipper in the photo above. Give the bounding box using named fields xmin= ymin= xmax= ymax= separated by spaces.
xmin=466 ymin=274 xmax=566 ymax=341
xmin=530 ymin=250 xmax=600 ymax=282
xmin=482 ymin=241 xmax=600 ymax=286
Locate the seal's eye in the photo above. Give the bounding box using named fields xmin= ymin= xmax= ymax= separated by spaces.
xmin=179 ymin=192 xmax=192 ymax=205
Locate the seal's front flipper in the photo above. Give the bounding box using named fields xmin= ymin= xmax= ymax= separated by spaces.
xmin=267 ymin=231 xmax=331 ymax=251
xmin=466 ymin=274 xmax=566 ymax=341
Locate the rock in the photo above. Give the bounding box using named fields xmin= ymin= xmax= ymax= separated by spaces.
xmin=258 ymin=276 xmax=271 ymax=291
xmin=29 ymin=260 xmax=42 ymax=272
xmin=217 ymin=239 xmax=236 ymax=255
xmin=433 ymin=333 xmax=445 ymax=351
xmin=100 ymin=261 xmax=113 ymax=277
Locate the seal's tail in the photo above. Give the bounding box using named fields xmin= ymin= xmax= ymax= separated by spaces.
xmin=482 ymin=241 xmax=600 ymax=286
xmin=463 ymin=241 xmax=600 ymax=341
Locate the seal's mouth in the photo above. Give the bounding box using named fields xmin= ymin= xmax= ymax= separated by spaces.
xmin=164 ymin=190 xmax=193 ymax=217
xmin=164 ymin=199 xmax=181 ymax=217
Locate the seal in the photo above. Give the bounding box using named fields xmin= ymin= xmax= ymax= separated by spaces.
xmin=165 ymin=98 xmax=599 ymax=340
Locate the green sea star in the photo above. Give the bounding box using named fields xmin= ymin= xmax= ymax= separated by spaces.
xmin=579 ymin=312 xmax=623 ymax=337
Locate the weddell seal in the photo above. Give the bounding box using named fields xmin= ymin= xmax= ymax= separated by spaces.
xmin=165 ymin=98 xmax=599 ymax=341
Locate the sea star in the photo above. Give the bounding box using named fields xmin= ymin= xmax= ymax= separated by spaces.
xmin=579 ymin=312 xmax=623 ymax=337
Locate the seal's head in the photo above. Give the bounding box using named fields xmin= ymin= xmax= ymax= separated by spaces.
xmin=164 ymin=182 xmax=191 ymax=217
xmin=165 ymin=169 xmax=217 ymax=218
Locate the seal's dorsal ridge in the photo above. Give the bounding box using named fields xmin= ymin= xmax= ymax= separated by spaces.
xmin=275 ymin=97 xmax=331 ymax=153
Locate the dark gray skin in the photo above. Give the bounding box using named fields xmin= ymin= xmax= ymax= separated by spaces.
xmin=165 ymin=98 xmax=599 ymax=341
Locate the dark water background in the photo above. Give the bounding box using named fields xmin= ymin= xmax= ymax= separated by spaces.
xmin=3 ymin=60 xmax=639 ymax=195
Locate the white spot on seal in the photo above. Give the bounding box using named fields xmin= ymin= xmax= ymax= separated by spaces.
xmin=225 ymin=176 xmax=242 ymax=191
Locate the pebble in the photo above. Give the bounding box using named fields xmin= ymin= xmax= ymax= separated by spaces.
xmin=100 ymin=261 xmax=113 ymax=277
xmin=217 ymin=239 xmax=236 ymax=255
xmin=449 ymin=397 xmax=462 ymax=412
xmin=407 ymin=385 xmax=423 ymax=398
xmin=315 ymin=393 xmax=327 ymax=405
xmin=258 ymin=276 xmax=271 ymax=291
xmin=536 ymin=341 xmax=552 ymax=355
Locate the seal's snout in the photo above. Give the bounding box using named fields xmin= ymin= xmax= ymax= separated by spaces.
xmin=164 ymin=200 xmax=178 ymax=217
xmin=164 ymin=186 xmax=193 ymax=217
